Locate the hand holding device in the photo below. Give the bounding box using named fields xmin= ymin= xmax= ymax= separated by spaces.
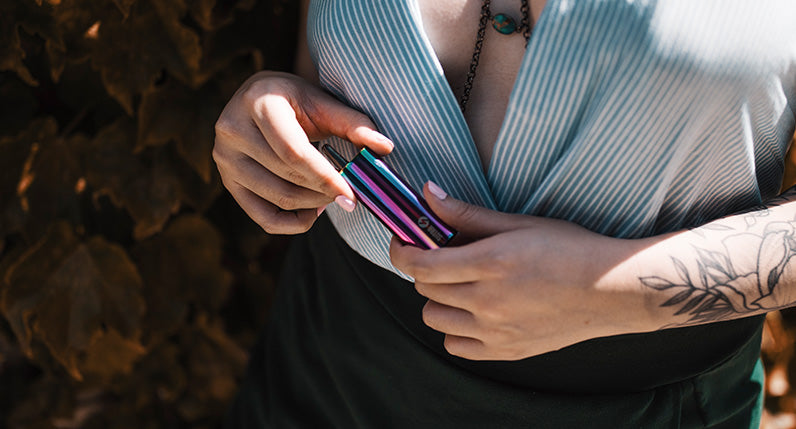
xmin=322 ymin=145 xmax=456 ymax=249
xmin=213 ymin=71 xmax=393 ymax=235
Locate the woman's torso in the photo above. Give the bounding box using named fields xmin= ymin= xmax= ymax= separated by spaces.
xmin=308 ymin=0 xmax=796 ymax=277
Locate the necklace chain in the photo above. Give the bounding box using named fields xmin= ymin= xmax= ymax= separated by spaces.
xmin=459 ymin=0 xmax=532 ymax=113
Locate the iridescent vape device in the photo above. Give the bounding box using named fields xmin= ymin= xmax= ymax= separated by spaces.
xmin=321 ymin=145 xmax=456 ymax=249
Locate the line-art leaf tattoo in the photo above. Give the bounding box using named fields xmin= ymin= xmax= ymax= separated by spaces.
xmin=640 ymin=219 xmax=796 ymax=324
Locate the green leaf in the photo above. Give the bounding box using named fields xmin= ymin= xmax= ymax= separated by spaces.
xmin=2 ymin=221 xmax=146 ymax=380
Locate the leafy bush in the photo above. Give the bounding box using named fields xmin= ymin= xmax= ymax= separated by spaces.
xmin=0 ymin=0 xmax=295 ymax=427
xmin=3 ymin=1 xmax=796 ymax=428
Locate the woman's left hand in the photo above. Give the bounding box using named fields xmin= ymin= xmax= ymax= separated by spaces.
xmin=389 ymin=182 xmax=653 ymax=361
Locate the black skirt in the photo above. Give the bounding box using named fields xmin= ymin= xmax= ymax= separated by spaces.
xmin=225 ymin=215 xmax=765 ymax=428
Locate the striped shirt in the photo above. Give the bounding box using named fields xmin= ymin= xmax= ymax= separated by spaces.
xmin=308 ymin=0 xmax=796 ymax=278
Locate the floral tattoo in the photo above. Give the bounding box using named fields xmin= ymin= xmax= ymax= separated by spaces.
xmin=641 ymin=189 xmax=796 ymax=325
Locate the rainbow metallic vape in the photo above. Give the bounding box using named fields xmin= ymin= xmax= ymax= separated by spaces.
xmin=321 ymin=145 xmax=456 ymax=249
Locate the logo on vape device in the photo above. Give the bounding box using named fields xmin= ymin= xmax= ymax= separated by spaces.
xmin=417 ymin=216 xmax=430 ymax=229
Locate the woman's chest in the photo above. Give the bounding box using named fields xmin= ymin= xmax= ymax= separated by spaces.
xmin=415 ymin=0 xmax=547 ymax=169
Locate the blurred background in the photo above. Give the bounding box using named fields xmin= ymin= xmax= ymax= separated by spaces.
xmin=1 ymin=1 xmax=796 ymax=428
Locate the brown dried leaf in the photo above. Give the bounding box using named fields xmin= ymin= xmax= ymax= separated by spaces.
xmin=20 ymin=125 xmax=88 ymax=242
xmin=0 ymin=2 xmax=48 ymax=86
xmin=1 ymin=117 xmax=86 ymax=242
xmin=85 ymin=0 xmax=201 ymax=113
xmin=0 ymin=118 xmax=42 ymax=239
xmin=0 ymin=0 xmax=64 ymax=84
xmin=82 ymin=119 xmax=182 ymax=239
xmin=175 ymin=314 xmax=247 ymax=421
xmin=2 ymin=222 xmax=145 ymax=380
xmin=79 ymin=328 xmax=147 ymax=382
xmin=138 ymin=79 xmax=227 ymax=182
xmin=186 ymin=0 xmax=255 ymax=31
xmin=132 ymin=214 xmax=231 ymax=343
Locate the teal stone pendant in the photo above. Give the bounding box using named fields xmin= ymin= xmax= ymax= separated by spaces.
xmin=492 ymin=13 xmax=517 ymax=34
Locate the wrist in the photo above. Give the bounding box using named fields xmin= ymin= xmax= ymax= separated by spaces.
xmin=590 ymin=233 xmax=677 ymax=335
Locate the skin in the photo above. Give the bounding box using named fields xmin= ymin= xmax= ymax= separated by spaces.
xmin=213 ymin=0 xmax=796 ymax=361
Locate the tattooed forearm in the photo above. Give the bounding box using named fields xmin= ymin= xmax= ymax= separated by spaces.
xmin=640 ymin=189 xmax=796 ymax=327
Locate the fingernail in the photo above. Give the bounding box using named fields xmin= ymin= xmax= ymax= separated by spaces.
xmin=335 ymin=195 xmax=356 ymax=212
xmin=367 ymin=130 xmax=393 ymax=149
xmin=427 ymin=181 xmax=447 ymax=200
xmin=317 ymin=204 xmax=328 ymax=217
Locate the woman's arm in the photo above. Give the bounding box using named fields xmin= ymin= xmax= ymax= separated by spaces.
xmin=610 ymin=185 xmax=796 ymax=328
xmin=389 ymin=180 xmax=796 ymax=361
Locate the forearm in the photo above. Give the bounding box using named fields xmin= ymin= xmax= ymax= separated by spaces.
xmin=602 ymin=186 xmax=796 ymax=331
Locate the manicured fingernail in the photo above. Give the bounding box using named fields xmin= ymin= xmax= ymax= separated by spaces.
xmin=335 ymin=195 xmax=356 ymax=212
xmin=317 ymin=204 xmax=328 ymax=217
xmin=427 ymin=181 xmax=447 ymax=200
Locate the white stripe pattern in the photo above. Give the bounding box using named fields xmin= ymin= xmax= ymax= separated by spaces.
xmin=307 ymin=0 xmax=796 ymax=278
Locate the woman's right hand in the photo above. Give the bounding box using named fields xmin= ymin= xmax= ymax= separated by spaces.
xmin=213 ymin=71 xmax=394 ymax=234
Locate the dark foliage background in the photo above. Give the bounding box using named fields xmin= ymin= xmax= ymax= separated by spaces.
xmin=0 ymin=0 xmax=294 ymax=427
xmin=1 ymin=1 xmax=796 ymax=428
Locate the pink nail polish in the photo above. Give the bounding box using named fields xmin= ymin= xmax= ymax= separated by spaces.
xmin=321 ymin=145 xmax=456 ymax=249
xmin=317 ymin=204 xmax=328 ymax=217
xmin=335 ymin=195 xmax=356 ymax=212
xmin=427 ymin=181 xmax=447 ymax=200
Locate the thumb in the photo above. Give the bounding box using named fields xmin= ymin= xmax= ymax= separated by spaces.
xmin=423 ymin=181 xmax=533 ymax=240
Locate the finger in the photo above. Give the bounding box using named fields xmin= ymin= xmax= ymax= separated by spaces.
xmin=216 ymin=118 xmax=356 ymax=213
xmin=226 ymin=156 xmax=331 ymax=210
xmin=442 ymin=335 xmax=487 ymax=360
xmin=252 ymin=94 xmax=356 ymax=201
xmin=423 ymin=181 xmax=534 ymax=239
xmin=414 ymin=281 xmax=480 ymax=311
xmin=422 ymin=300 xmax=478 ymax=338
xmin=216 ymin=109 xmax=320 ymax=193
xmin=224 ymin=179 xmax=319 ymax=235
xmin=300 ymin=89 xmax=394 ymax=155
xmin=389 ymin=236 xmax=492 ymax=283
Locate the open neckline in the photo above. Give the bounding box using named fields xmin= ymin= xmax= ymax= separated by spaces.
xmin=408 ymin=0 xmax=554 ymax=178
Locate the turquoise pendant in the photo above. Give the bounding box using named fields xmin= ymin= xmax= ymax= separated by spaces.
xmin=492 ymin=13 xmax=517 ymax=34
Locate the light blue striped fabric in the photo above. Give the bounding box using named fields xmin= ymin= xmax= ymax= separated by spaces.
xmin=308 ymin=0 xmax=796 ymax=278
